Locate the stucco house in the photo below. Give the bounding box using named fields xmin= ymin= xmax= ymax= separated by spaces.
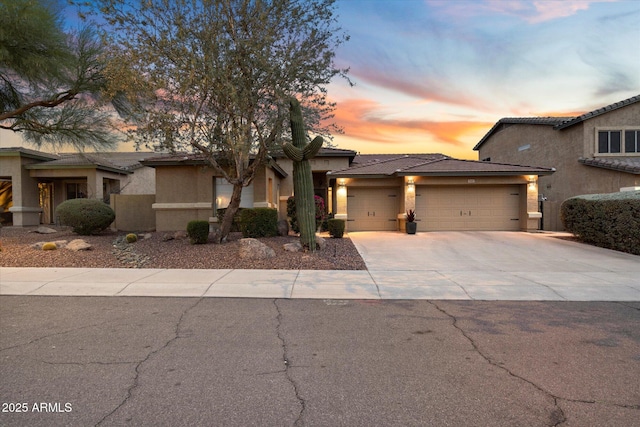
xmin=0 ymin=147 xmax=164 ymax=226
xmin=474 ymin=95 xmax=640 ymax=230
xmin=142 ymin=148 xmax=554 ymax=232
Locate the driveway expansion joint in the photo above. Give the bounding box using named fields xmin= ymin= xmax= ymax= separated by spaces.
xmin=95 ymin=298 xmax=204 ymax=426
xmin=273 ymin=299 xmax=306 ymax=426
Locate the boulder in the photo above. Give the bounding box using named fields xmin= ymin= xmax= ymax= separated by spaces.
xmin=67 ymin=239 xmax=92 ymax=251
xmin=283 ymin=242 xmax=303 ymax=252
xmin=277 ymin=220 xmax=289 ymax=237
xmin=315 ymin=234 xmax=326 ymax=250
xmin=238 ymin=238 xmax=275 ymax=259
xmin=174 ymin=230 xmax=188 ymax=240
xmin=34 ymin=226 xmax=57 ymax=234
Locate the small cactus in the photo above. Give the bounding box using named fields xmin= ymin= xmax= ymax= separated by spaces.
xmin=282 ymin=98 xmax=323 ymax=251
xmin=42 ymin=242 xmax=57 ymax=251
xmin=126 ymin=233 xmax=138 ymax=243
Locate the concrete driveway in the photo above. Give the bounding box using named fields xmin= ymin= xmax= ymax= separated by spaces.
xmin=349 ymin=231 xmax=640 ymax=300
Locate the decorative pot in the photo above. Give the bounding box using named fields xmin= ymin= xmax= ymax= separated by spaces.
xmin=406 ymin=222 xmax=417 ymax=234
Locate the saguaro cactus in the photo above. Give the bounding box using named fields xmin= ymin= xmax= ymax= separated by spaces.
xmin=283 ymin=98 xmax=323 ymax=251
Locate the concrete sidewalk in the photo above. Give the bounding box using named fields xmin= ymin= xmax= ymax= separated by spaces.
xmin=1 ymin=265 xmax=639 ymax=300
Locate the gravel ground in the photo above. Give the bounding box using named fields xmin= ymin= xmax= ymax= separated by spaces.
xmin=0 ymin=226 xmax=367 ymax=270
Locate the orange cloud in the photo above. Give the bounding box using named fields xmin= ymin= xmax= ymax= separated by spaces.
xmin=331 ymin=99 xmax=492 ymax=148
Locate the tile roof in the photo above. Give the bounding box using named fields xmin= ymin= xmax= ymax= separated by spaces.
xmin=473 ymin=117 xmax=570 ymax=150
xmin=21 ymin=151 xmax=169 ymax=174
xmin=473 ymin=94 xmax=640 ymax=150
xmin=579 ymin=157 xmax=640 ymax=174
xmin=0 ymin=147 xmax=59 ymax=161
xmin=555 ymin=94 xmax=640 ymax=130
xmin=328 ymin=154 xmax=554 ymax=177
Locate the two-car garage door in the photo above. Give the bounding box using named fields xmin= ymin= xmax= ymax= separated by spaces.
xmin=346 ymin=185 xmax=522 ymax=232
xmin=415 ymin=185 xmax=521 ymax=231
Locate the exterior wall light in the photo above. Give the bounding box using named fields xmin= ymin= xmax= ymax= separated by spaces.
xmin=528 ymin=176 xmax=536 ymax=190
xmin=407 ymin=177 xmax=415 ymax=192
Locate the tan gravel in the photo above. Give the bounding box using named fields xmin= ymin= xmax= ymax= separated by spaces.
xmin=0 ymin=226 xmax=367 ymax=270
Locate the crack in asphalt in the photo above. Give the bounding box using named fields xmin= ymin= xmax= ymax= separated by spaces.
xmin=0 ymin=322 xmax=111 ymax=353
xmin=273 ymin=299 xmax=306 ymax=426
xmin=430 ymin=301 xmax=640 ymax=425
xmin=94 ymin=298 xmax=204 ymax=427
xmin=429 ymin=301 xmax=568 ymax=427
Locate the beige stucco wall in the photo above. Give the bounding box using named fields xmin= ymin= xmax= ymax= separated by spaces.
xmin=1 ymin=155 xmax=41 ymax=225
xmin=120 ymin=166 xmax=156 ymax=195
xmin=477 ymin=104 xmax=640 ymax=230
xmin=110 ymin=194 xmax=156 ymax=231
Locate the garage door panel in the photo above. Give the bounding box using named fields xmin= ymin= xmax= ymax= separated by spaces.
xmin=348 ymin=187 xmax=399 ymax=231
xmin=417 ymin=185 xmax=521 ymax=231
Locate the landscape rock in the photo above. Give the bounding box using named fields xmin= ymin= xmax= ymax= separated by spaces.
xmin=283 ymin=242 xmax=303 ymax=252
xmin=239 ymin=238 xmax=275 ymax=259
xmin=34 ymin=226 xmax=58 ymax=234
xmin=67 ymin=239 xmax=92 ymax=251
xmin=315 ymin=235 xmax=326 ymax=250
xmin=174 ymin=230 xmax=188 ymax=240
xmin=162 ymin=233 xmax=175 ymax=242
xmin=143 ymin=233 xmax=153 ymax=240
xmin=277 ymin=220 xmax=289 ymax=237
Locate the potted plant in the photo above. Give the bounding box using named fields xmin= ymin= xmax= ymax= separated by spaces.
xmin=406 ymin=209 xmax=417 ymax=234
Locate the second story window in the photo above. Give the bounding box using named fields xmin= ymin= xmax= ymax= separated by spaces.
xmin=597 ymin=129 xmax=639 ymax=155
xmin=625 ymin=130 xmax=639 ymax=153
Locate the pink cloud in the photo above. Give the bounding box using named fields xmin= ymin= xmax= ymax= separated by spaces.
xmin=427 ymin=0 xmax=617 ymax=24
xmin=331 ymin=99 xmax=492 ymax=147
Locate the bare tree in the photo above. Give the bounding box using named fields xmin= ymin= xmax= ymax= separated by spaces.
xmin=84 ymin=0 xmax=349 ymax=242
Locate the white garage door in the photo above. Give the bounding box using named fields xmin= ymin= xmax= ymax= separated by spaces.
xmin=347 ymin=187 xmax=400 ymax=231
xmin=416 ymin=185 xmax=521 ymax=231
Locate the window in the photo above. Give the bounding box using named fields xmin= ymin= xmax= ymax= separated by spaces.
xmin=625 ymin=130 xmax=639 ymax=153
xmin=66 ymin=183 xmax=87 ymax=199
xmin=597 ymin=129 xmax=640 ymax=154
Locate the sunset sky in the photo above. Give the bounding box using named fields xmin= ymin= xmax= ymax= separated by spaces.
xmin=2 ymin=0 xmax=639 ymax=159
xmin=328 ymin=0 xmax=640 ymax=159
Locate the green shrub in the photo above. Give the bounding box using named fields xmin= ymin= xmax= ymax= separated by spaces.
xmin=186 ymin=220 xmax=210 ymax=244
xmin=55 ymin=198 xmax=115 ymax=235
xmin=328 ymin=218 xmax=345 ymax=238
xmin=239 ymin=208 xmax=278 ymax=238
xmin=561 ymin=191 xmax=640 ymax=255
xmin=216 ymin=208 xmax=244 ymax=232
xmin=126 ymin=233 xmax=138 ymax=243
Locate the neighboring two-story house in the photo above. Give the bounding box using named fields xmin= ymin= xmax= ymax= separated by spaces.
xmin=473 ymin=95 xmax=640 ymax=230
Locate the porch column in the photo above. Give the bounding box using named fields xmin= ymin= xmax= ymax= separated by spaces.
xmin=334 ymin=178 xmax=348 ymax=222
xmin=8 ymin=165 xmax=41 ymax=226
xmin=525 ymin=175 xmax=542 ymax=231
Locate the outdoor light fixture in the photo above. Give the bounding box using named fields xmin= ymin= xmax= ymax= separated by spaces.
xmin=528 ymin=176 xmax=536 ymax=190
xmin=407 ymin=177 xmax=415 ymax=192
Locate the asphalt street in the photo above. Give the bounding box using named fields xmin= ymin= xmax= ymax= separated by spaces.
xmin=1 ymin=296 xmax=639 ymax=426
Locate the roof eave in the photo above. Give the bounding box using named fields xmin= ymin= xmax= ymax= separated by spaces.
xmin=25 ymin=164 xmax=131 ymax=175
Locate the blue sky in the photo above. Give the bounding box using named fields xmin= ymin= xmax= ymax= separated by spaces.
xmin=2 ymin=0 xmax=639 ymax=158
xmin=328 ymin=0 xmax=640 ymax=158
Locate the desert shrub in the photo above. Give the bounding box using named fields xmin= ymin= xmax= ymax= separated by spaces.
xmin=126 ymin=233 xmax=137 ymax=243
xmin=240 ymin=208 xmax=278 ymax=238
xmin=216 ymin=208 xmax=245 ymax=232
xmin=287 ymin=195 xmax=325 ymax=234
xmin=55 ymin=198 xmax=115 ymax=235
xmin=186 ymin=220 xmax=210 ymax=244
xmin=327 ymin=218 xmax=345 ymax=238
xmin=561 ymin=191 xmax=640 ymax=255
